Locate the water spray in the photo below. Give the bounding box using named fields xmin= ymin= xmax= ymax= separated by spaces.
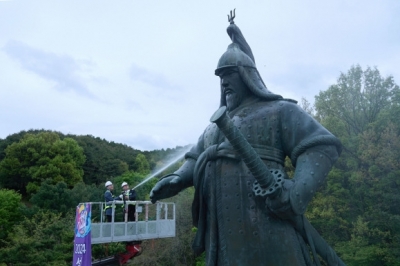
xmin=133 ymin=144 xmax=194 ymax=190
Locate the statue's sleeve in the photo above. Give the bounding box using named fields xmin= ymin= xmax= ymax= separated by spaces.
xmin=279 ymin=102 xmax=342 ymax=166
xmin=278 ymin=102 xmax=342 ymax=215
xmin=172 ymin=132 xmax=205 ymax=189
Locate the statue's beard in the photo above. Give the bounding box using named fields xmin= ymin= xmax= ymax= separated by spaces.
xmin=226 ymin=93 xmax=242 ymax=111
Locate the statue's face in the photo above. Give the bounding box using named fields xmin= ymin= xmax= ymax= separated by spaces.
xmin=220 ymin=68 xmax=251 ymax=111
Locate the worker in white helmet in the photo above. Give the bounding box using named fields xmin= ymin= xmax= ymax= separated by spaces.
xmin=121 ymin=182 xmax=137 ymax=221
xmin=104 ymin=181 xmax=122 ymax=222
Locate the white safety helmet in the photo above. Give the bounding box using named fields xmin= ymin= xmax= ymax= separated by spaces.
xmin=121 ymin=182 xmax=128 ymax=188
xmin=105 ymin=181 xmax=113 ymax=187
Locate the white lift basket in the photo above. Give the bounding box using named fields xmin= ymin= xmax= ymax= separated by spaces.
xmin=86 ymin=201 xmax=175 ymax=244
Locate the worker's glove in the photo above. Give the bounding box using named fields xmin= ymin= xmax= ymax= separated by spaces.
xmin=266 ymin=180 xmax=296 ymax=220
xmin=118 ymin=194 xmax=123 ymax=200
xmin=150 ymin=174 xmax=183 ymax=204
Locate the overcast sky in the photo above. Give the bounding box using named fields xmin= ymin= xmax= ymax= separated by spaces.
xmin=1 ymin=0 xmax=399 ymax=151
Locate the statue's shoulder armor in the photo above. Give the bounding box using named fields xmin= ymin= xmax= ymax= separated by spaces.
xmin=282 ymin=98 xmax=298 ymax=104
xmin=203 ymin=123 xmax=219 ymax=148
xmin=255 ymin=98 xmax=298 ymax=113
xmin=274 ymin=98 xmax=301 ymax=112
xmin=272 ymin=98 xmax=298 ymax=106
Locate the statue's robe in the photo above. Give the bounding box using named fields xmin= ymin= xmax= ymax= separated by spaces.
xmin=181 ymin=99 xmax=341 ymax=266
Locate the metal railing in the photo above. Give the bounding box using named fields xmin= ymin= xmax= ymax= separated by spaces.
xmin=85 ymin=201 xmax=175 ymax=244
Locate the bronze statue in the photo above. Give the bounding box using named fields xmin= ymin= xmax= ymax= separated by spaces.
xmin=151 ymin=10 xmax=346 ymax=266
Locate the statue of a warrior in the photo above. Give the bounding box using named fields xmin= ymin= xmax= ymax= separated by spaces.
xmin=151 ymin=11 xmax=346 ymax=266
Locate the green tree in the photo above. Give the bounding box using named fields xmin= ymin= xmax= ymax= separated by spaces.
xmin=300 ymin=97 xmax=314 ymax=116
xmin=134 ymin=153 xmax=150 ymax=175
xmin=335 ymin=216 xmax=396 ymax=266
xmin=0 ymin=132 xmax=85 ymax=195
xmin=310 ymin=65 xmax=400 ymax=265
xmin=0 ymin=189 xmax=22 ymax=241
xmin=69 ymin=181 xmax=104 ymax=204
xmin=0 ymin=210 xmax=74 ymax=266
xmin=30 ymin=180 xmax=104 ymax=216
xmin=71 ymin=134 xmax=140 ymax=185
xmin=315 ymin=65 xmax=398 ymax=165
xmin=30 ymin=180 xmax=74 ymax=215
xmin=133 ymin=188 xmax=197 ymax=266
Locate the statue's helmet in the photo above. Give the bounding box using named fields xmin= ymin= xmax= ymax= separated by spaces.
xmin=215 ymin=22 xmax=283 ymax=106
xmin=215 ymin=43 xmax=256 ymax=76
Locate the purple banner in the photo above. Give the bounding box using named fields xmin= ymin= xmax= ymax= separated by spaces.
xmin=72 ymin=203 xmax=92 ymax=266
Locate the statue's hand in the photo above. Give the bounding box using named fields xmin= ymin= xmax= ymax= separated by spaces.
xmin=150 ymin=174 xmax=183 ymax=204
xmin=266 ymin=180 xmax=296 ymax=219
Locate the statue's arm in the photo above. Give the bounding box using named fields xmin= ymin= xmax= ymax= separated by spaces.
xmin=289 ymin=144 xmax=338 ymax=215
xmin=268 ymin=102 xmax=341 ymax=217
xmin=267 ymin=145 xmax=338 ymax=217
xmin=172 ymin=157 xmax=196 ymax=188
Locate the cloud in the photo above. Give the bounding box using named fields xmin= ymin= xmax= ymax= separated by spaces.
xmin=1 ymin=1 xmax=399 ymax=151
xmin=129 ymin=63 xmax=179 ymax=91
xmin=122 ymin=133 xmax=180 ymax=152
xmin=3 ymin=40 xmax=94 ymax=97
xmin=263 ymin=64 xmax=343 ymax=102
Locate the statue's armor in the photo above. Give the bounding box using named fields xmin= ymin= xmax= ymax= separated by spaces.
xmin=164 ymin=16 xmax=344 ymax=266
xmin=188 ymin=98 xmax=340 ymax=265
